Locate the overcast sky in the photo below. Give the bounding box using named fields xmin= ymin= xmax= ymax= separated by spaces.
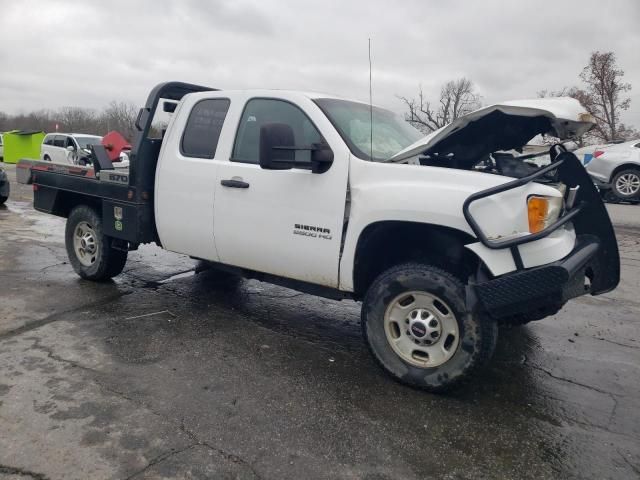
xmin=1 ymin=0 xmax=639 ymax=127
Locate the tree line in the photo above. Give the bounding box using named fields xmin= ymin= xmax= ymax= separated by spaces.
xmin=0 ymin=101 xmax=139 ymax=141
xmin=400 ymin=51 xmax=636 ymax=145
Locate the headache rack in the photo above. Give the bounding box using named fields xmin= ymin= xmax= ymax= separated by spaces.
xmin=462 ymin=154 xmax=581 ymax=270
xmin=462 ymin=150 xmax=619 ymax=295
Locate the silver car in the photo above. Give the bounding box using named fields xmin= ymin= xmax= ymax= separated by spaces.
xmin=581 ymin=139 xmax=640 ymax=201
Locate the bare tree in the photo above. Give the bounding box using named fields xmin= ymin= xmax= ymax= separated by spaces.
xmin=579 ymin=51 xmax=632 ymax=142
xmin=98 ymin=101 xmax=138 ymax=141
xmin=0 ymin=102 xmax=141 ymax=138
xmin=56 ymin=107 xmax=97 ymax=133
xmin=0 ymin=111 xmax=9 ymax=131
xmin=399 ymin=78 xmax=482 ymax=133
xmin=538 ymin=52 xmax=636 ymax=143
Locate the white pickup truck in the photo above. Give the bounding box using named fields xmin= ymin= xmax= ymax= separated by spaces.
xmin=17 ymin=82 xmax=620 ymax=391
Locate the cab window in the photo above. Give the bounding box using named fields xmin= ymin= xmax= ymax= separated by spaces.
xmin=181 ymin=98 xmax=230 ymax=159
xmin=232 ymin=98 xmax=322 ymax=164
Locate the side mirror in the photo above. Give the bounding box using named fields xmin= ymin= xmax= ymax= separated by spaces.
xmin=259 ymin=123 xmax=296 ymax=170
xmin=259 ymin=123 xmax=334 ymax=173
xmin=66 ymin=145 xmax=75 ymax=152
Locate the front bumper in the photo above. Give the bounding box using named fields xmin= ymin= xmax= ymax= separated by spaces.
xmin=470 ymin=235 xmax=599 ymax=318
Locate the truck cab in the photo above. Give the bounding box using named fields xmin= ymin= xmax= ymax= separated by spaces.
xmin=18 ymin=82 xmax=620 ymax=392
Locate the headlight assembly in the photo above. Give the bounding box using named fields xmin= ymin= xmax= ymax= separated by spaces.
xmin=527 ymin=195 xmax=563 ymax=233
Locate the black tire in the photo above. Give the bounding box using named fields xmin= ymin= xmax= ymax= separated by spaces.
xmin=362 ymin=263 xmax=497 ymax=392
xmin=611 ymin=168 xmax=640 ymax=201
xmin=44 ymin=155 xmax=51 ymax=162
xmin=65 ymin=205 xmax=127 ymax=281
xmin=602 ymin=190 xmax=619 ymax=204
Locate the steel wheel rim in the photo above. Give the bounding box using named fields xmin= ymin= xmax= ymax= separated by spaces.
xmin=384 ymin=291 xmax=460 ymax=368
xmin=73 ymin=221 xmax=98 ymax=267
xmin=616 ymin=173 xmax=640 ymax=196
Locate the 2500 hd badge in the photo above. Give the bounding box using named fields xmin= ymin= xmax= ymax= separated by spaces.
xmin=293 ymin=223 xmax=332 ymax=240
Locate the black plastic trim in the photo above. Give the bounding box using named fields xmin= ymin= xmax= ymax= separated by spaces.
xmin=471 ymin=235 xmax=600 ymax=318
xmin=220 ymin=179 xmax=250 ymax=188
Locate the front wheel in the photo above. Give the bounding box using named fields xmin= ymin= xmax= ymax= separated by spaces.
xmin=362 ymin=263 xmax=497 ymax=392
xmin=612 ymin=168 xmax=640 ymax=201
xmin=65 ymin=205 xmax=127 ymax=281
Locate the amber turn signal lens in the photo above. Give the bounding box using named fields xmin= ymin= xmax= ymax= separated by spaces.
xmin=528 ymin=196 xmax=549 ymax=233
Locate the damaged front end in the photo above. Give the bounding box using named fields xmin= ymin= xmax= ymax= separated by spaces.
xmin=392 ymin=98 xmax=619 ymax=319
xmin=465 ymin=148 xmax=620 ymax=319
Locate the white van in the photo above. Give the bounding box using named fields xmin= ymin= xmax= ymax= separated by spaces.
xmin=41 ymin=133 xmax=102 ymax=165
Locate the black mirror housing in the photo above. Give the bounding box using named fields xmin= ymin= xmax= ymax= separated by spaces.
xmin=310 ymin=143 xmax=333 ymax=174
xmin=259 ymin=123 xmax=296 ymax=170
xmin=259 ymin=123 xmax=334 ymax=173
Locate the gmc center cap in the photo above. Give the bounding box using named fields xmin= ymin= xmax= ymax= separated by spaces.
xmin=410 ymin=322 xmax=428 ymax=338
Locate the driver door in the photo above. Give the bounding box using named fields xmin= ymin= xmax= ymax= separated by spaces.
xmin=212 ymin=97 xmax=349 ymax=288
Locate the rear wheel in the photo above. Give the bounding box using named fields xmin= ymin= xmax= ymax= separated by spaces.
xmin=612 ymin=168 xmax=640 ymax=200
xmin=362 ymin=263 xmax=497 ymax=392
xmin=43 ymin=155 xmax=51 ymax=162
xmin=65 ymin=205 xmax=127 ymax=281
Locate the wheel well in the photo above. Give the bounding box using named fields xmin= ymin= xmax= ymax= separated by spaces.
xmin=353 ymin=221 xmax=478 ymax=299
xmin=610 ymin=163 xmax=640 ymax=181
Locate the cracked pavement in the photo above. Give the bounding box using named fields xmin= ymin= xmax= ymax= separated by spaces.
xmin=0 ymin=164 xmax=639 ymax=479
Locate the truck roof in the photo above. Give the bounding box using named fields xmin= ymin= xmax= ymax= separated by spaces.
xmin=185 ymin=89 xmax=377 ymax=107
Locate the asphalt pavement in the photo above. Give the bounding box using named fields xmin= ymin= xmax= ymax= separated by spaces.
xmin=0 ymin=163 xmax=639 ymax=479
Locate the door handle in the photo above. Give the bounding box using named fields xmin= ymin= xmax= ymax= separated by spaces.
xmin=220 ymin=179 xmax=250 ymax=189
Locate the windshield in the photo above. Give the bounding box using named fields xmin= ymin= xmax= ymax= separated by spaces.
xmin=74 ymin=136 xmax=102 ymax=149
xmin=314 ymin=98 xmax=423 ymax=162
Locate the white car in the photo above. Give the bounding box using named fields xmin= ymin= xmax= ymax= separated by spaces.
xmin=582 ymin=139 xmax=640 ymax=201
xmin=0 ymin=133 xmax=4 ymax=160
xmin=41 ymin=133 xmax=102 ymax=165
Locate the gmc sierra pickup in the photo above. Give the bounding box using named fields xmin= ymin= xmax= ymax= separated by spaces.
xmin=17 ymin=82 xmax=620 ymax=391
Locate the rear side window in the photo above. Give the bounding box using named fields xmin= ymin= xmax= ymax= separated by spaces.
xmin=53 ymin=136 xmax=66 ymax=147
xmin=181 ymin=98 xmax=230 ymax=159
xmin=232 ymin=98 xmax=322 ymax=164
xmin=44 ymin=135 xmax=55 ymax=146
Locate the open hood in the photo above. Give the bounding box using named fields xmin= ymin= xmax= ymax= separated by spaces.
xmin=391 ymin=97 xmax=595 ymax=165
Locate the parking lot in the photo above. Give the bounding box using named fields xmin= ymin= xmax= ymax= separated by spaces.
xmin=0 ymin=163 xmax=638 ymax=479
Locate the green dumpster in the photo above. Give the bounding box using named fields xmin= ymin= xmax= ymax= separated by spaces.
xmin=2 ymin=130 xmax=45 ymax=164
